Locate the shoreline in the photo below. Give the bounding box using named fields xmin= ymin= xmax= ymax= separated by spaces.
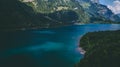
xmin=1 ymin=23 xmax=120 ymax=32
xmin=79 ymin=47 xmax=86 ymax=55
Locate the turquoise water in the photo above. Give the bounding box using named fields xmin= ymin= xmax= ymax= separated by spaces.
xmin=0 ymin=24 xmax=120 ymax=67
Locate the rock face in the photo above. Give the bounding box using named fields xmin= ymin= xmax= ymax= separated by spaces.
xmin=89 ymin=3 xmax=120 ymax=22
xmin=77 ymin=0 xmax=120 ymax=22
xmin=117 ymin=14 xmax=120 ymax=17
xmin=91 ymin=0 xmax=99 ymax=3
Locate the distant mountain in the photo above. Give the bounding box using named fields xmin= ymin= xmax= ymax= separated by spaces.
xmin=88 ymin=3 xmax=120 ymax=22
xmin=91 ymin=0 xmax=99 ymax=3
xmin=117 ymin=14 xmax=120 ymax=17
xmin=77 ymin=0 xmax=120 ymax=23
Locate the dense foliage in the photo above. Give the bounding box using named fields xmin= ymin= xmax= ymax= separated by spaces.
xmin=0 ymin=0 xmax=90 ymax=30
xmin=0 ymin=0 xmax=58 ymax=30
xmin=76 ymin=31 xmax=120 ymax=67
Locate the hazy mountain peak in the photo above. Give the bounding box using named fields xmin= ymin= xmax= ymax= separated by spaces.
xmin=91 ymin=0 xmax=99 ymax=3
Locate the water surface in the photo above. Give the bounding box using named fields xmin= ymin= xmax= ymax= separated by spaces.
xmin=0 ymin=24 xmax=120 ymax=67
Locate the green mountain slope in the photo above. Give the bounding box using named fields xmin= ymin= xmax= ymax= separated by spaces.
xmin=22 ymin=0 xmax=90 ymax=23
xmin=0 ymin=0 xmax=89 ymax=30
xmin=0 ymin=0 xmax=55 ymax=29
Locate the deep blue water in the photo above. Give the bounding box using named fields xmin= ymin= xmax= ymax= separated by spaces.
xmin=0 ymin=24 xmax=120 ymax=67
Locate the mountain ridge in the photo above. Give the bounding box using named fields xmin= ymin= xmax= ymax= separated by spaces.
xmin=0 ymin=0 xmax=120 ymax=30
xmin=0 ymin=0 xmax=90 ymax=30
xmin=77 ymin=0 xmax=120 ymax=23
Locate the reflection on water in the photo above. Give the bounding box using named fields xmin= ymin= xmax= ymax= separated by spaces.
xmin=0 ymin=24 xmax=120 ymax=67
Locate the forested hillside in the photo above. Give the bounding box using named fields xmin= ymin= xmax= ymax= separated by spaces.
xmin=76 ymin=30 xmax=120 ymax=67
xmin=0 ymin=0 xmax=89 ymax=30
xmin=0 ymin=0 xmax=58 ymax=30
xmin=22 ymin=0 xmax=92 ymax=23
